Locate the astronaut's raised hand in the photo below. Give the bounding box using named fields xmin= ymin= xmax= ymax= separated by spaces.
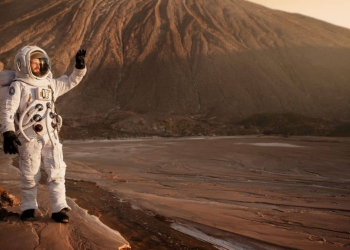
xmin=75 ymin=49 xmax=86 ymax=69
xmin=3 ymin=131 xmax=21 ymax=154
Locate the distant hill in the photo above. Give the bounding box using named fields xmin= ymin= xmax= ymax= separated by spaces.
xmin=1 ymin=0 xmax=350 ymax=138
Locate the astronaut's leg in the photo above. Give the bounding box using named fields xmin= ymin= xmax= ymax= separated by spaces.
xmin=41 ymin=141 xmax=71 ymax=217
xmin=18 ymin=139 xmax=42 ymax=214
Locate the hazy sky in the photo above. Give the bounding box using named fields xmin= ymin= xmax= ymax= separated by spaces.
xmin=247 ymin=0 xmax=350 ymax=29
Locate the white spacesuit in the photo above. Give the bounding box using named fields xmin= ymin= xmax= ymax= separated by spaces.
xmin=1 ymin=45 xmax=86 ymax=222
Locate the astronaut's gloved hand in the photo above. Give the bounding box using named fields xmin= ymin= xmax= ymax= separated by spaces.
xmin=3 ymin=131 xmax=21 ymax=154
xmin=75 ymin=49 xmax=86 ymax=69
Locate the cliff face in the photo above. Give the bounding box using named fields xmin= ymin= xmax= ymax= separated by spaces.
xmin=1 ymin=0 xmax=350 ymax=127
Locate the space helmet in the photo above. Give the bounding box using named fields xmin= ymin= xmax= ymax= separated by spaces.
xmin=14 ymin=46 xmax=51 ymax=86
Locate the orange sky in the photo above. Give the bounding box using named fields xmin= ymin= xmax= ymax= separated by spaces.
xmin=247 ymin=0 xmax=350 ymax=29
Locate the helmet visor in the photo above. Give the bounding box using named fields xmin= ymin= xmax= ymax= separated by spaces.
xmin=30 ymin=51 xmax=50 ymax=77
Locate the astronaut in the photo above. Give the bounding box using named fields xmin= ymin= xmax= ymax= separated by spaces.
xmin=1 ymin=45 xmax=86 ymax=223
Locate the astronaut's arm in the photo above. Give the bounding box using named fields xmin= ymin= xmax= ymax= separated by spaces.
xmin=53 ymin=49 xmax=87 ymax=98
xmin=53 ymin=67 xmax=87 ymax=98
xmin=1 ymin=82 xmax=21 ymax=133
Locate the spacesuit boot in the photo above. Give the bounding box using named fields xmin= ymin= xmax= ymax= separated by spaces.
xmin=20 ymin=209 xmax=35 ymax=221
xmin=51 ymin=208 xmax=69 ymax=223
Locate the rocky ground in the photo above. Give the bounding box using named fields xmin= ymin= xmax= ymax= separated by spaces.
xmin=1 ymin=135 xmax=350 ymax=249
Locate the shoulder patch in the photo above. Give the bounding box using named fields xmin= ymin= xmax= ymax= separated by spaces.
xmin=9 ymin=86 xmax=15 ymax=96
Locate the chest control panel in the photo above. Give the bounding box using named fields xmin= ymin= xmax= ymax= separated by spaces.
xmin=36 ymin=87 xmax=52 ymax=100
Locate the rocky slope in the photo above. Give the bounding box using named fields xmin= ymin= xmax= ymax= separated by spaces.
xmin=1 ymin=0 xmax=350 ymax=137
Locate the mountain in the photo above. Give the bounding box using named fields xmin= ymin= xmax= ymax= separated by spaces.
xmin=1 ymin=0 xmax=350 ymax=138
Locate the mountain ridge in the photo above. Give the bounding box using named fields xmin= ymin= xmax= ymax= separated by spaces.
xmin=1 ymin=0 xmax=350 ymax=137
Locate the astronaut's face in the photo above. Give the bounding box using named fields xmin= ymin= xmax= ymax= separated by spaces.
xmin=30 ymin=59 xmax=41 ymax=77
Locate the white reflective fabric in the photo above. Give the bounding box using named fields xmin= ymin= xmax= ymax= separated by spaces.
xmin=1 ymin=67 xmax=86 ymax=134
xmin=18 ymin=139 xmax=70 ymax=212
